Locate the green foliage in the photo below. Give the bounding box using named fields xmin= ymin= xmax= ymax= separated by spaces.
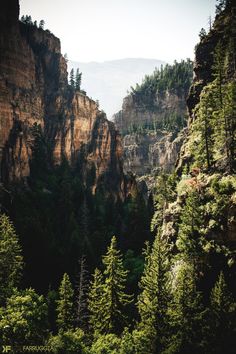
xmin=0 ymin=288 xmax=48 ymax=346
xmin=137 ymin=231 xmax=170 ymax=353
xmin=48 ymin=328 xmax=88 ymax=354
xmin=56 ymin=273 xmax=74 ymax=332
xmin=151 ymin=172 xmax=177 ymax=232
xmin=209 ymin=272 xmax=236 ymax=353
xmin=75 ymin=68 xmax=82 ymax=91
xmin=88 ymin=268 xmax=104 ymax=334
xmin=176 ymin=191 xmax=205 ymax=260
xmin=165 ymin=261 xmax=208 ymax=354
xmin=130 ymin=59 xmax=193 ymax=104
xmin=20 ymin=15 xmax=46 ymax=30
xmin=199 ymin=28 xmax=207 ymax=40
xmin=0 ymin=214 xmax=23 ymax=305
xmin=70 ymin=68 xmax=75 ymax=88
xmin=101 ymin=236 xmax=133 ymax=334
xmin=90 ymin=333 xmax=121 ymax=354
xmin=190 ymin=36 xmax=236 ymax=172
xmin=88 ymin=237 xmax=132 ymax=336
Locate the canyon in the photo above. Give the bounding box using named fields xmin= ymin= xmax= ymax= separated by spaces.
xmin=0 ymin=0 xmax=124 ymax=197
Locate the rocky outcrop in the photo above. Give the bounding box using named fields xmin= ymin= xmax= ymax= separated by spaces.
xmin=177 ymin=3 xmax=236 ymax=173
xmin=114 ymin=91 xmax=187 ymax=134
xmin=123 ymin=129 xmax=186 ymax=176
xmin=113 ymin=91 xmax=188 ymax=177
xmin=0 ymin=0 xmax=124 ymax=196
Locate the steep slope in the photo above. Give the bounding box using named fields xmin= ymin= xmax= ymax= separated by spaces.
xmin=158 ymin=1 xmax=236 ymax=252
xmin=113 ymin=60 xmax=193 ymax=177
xmin=0 ymin=0 xmax=124 ymax=196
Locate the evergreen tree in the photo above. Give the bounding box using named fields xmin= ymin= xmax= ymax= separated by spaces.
xmin=0 ymin=214 xmax=23 ymax=305
xmin=90 ymin=236 xmax=132 ymax=335
xmin=165 ymin=261 xmax=207 ymax=354
xmin=199 ymin=28 xmax=207 ymax=40
xmin=88 ymin=268 xmax=104 ymax=334
xmin=75 ymin=68 xmax=82 ymax=91
xmin=70 ymin=68 xmax=75 ymax=88
xmin=176 ymin=191 xmax=204 ymax=261
xmin=222 ymin=81 xmax=236 ymax=171
xmin=192 ymin=84 xmax=216 ymax=170
xmin=56 ymin=273 xmax=74 ymax=332
xmin=75 ymin=256 xmax=89 ymax=329
xmin=137 ymin=230 xmax=169 ymax=353
xmin=209 ymin=272 xmax=236 ymax=354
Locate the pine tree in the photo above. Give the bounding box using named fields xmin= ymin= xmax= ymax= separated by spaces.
xmin=0 ymin=214 xmax=23 ymax=305
xmin=137 ymin=230 xmax=169 ymax=353
xmin=75 ymin=256 xmax=89 ymax=329
xmin=210 ymin=272 xmax=236 ymax=354
xmin=75 ymin=68 xmax=82 ymax=91
xmin=90 ymin=236 xmax=133 ymax=335
xmin=176 ymin=191 xmax=204 ymax=261
xmin=192 ymin=83 xmax=216 ymax=170
xmin=56 ymin=273 xmax=74 ymax=332
xmin=223 ymin=81 xmax=236 ymax=171
xmin=70 ymin=68 xmax=75 ymax=88
xmin=199 ymin=28 xmax=207 ymax=40
xmin=88 ymin=268 xmax=104 ymax=334
xmin=165 ymin=261 xmax=207 ymax=354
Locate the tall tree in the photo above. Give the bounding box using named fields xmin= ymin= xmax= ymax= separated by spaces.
xmin=75 ymin=68 xmax=82 ymax=91
xmin=176 ymin=191 xmax=204 ymax=262
xmin=192 ymin=83 xmax=216 ymax=170
xmin=0 ymin=214 xmax=23 ymax=305
xmin=165 ymin=261 xmax=207 ymax=354
xmin=89 ymin=236 xmax=132 ymax=335
xmin=209 ymin=272 xmax=236 ymax=354
xmin=137 ymin=230 xmax=169 ymax=354
xmin=70 ymin=68 xmax=75 ymax=88
xmin=75 ymin=255 xmax=89 ymax=329
xmin=56 ymin=273 xmax=74 ymax=332
xmin=88 ymin=268 xmax=104 ymax=334
xmin=101 ymin=236 xmax=133 ymax=334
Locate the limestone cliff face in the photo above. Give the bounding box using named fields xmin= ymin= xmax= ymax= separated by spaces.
xmin=0 ymin=0 xmax=124 ymax=196
xmin=123 ymin=129 xmax=186 ymax=175
xmin=113 ymin=90 xmax=188 ymax=176
xmin=114 ymin=91 xmax=186 ymax=134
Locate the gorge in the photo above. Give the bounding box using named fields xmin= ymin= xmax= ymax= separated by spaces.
xmin=0 ymin=0 xmax=236 ymax=353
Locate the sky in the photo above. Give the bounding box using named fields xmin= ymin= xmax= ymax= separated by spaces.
xmin=20 ymin=0 xmax=216 ymax=63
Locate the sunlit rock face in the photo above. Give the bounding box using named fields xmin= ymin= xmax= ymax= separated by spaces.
xmin=113 ymin=91 xmax=187 ymax=177
xmin=0 ymin=0 xmax=125 ymax=197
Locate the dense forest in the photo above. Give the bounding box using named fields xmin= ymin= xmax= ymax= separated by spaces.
xmin=130 ymin=59 xmax=193 ymax=103
xmin=0 ymin=0 xmax=236 ymax=353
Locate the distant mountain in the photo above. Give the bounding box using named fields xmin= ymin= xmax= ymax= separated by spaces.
xmin=68 ymin=58 xmax=165 ymax=119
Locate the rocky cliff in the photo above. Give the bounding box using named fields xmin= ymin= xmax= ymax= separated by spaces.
xmin=113 ymin=61 xmax=192 ymax=177
xmin=177 ymin=1 xmax=236 ymax=173
xmin=0 ymin=0 xmax=124 ymax=196
xmin=161 ymin=2 xmax=236 ymax=245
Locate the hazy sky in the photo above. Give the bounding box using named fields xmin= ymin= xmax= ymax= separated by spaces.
xmin=20 ymin=0 xmax=216 ymax=63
